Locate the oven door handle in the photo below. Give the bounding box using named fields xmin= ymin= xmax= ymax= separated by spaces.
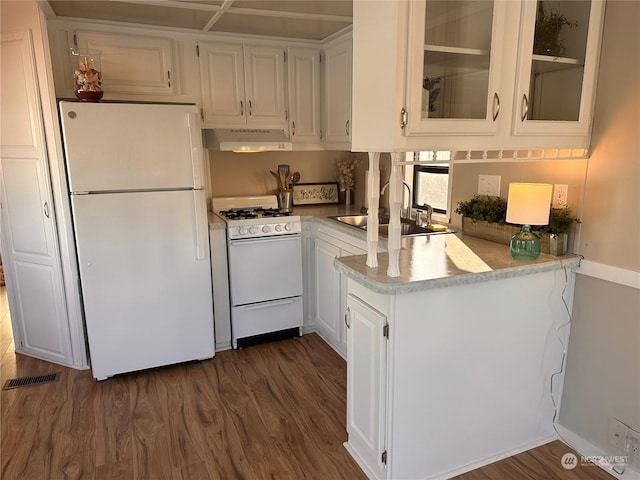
xmin=229 ymin=234 xmax=301 ymax=246
xmin=243 ymin=298 xmax=296 ymax=311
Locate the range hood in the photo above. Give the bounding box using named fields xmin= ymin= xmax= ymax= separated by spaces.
xmin=204 ymin=129 xmax=292 ymax=152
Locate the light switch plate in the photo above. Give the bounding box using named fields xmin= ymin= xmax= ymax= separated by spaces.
xmin=478 ymin=175 xmax=501 ymax=196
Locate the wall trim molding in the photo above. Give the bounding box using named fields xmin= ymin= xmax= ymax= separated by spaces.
xmin=555 ymin=424 xmax=640 ymax=480
xmin=575 ymin=260 xmax=640 ymax=290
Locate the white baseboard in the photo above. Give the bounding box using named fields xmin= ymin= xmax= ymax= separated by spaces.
xmin=344 ymin=442 xmax=380 ymax=480
xmin=215 ymin=341 xmax=232 ymax=352
xmin=429 ymin=435 xmax=558 ymax=480
xmin=301 ymin=324 xmax=317 ymax=335
xmin=311 ymin=326 xmax=346 ymax=360
xmin=576 ymin=260 xmax=640 ymax=290
xmin=555 ymin=424 xmax=640 ymax=479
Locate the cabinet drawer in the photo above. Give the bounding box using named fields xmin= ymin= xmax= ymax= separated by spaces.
xmin=232 ymin=297 xmax=303 ymax=341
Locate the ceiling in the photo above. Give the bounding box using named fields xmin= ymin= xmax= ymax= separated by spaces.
xmin=45 ymin=0 xmax=353 ymax=41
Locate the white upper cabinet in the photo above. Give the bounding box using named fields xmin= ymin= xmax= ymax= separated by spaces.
xmin=75 ymin=31 xmax=176 ymax=97
xmin=405 ymin=0 xmax=506 ymax=135
xmin=352 ymin=0 xmax=606 ymax=152
xmin=512 ymin=0 xmax=605 ymax=137
xmin=323 ymin=34 xmax=352 ymax=149
xmin=243 ymin=46 xmax=287 ymax=126
xmin=287 ymin=47 xmax=321 ymax=146
xmin=199 ymin=42 xmax=287 ymax=129
xmin=198 ymin=42 xmax=246 ymax=126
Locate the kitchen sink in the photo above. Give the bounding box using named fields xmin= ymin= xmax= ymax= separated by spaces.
xmin=328 ymin=215 xmax=374 ymax=228
xmin=328 ymin=215 xmax=454 ymax=237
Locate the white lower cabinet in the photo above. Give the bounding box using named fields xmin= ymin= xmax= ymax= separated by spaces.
xmin=310 ymin=225 xmax=367 ymax=359
xmin=314 ymin=237 xmax=342 ymax=346
xmin=343 ymin=268 xmax=573 ymax=479
xmin=345 ymin=292 xmax=389 ymax=480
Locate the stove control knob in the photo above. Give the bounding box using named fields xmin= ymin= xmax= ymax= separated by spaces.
xmin=238 ymin=227 xmax=247 ymax=236
xmin=249 ymin=226 xmax=258 ymax=234
xmin=274 ymin=224 xmax=283 ymax=232
xmin=284 ymin=223 xmax=292 ymax=231
xmin=262 ymin=225 xmax=271 ymax=233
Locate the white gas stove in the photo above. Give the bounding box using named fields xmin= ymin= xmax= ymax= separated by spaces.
xmin=210 ymin=195 xmax=303 ymax=348
xmin=211 ymin=195 xmax=301 ymax=240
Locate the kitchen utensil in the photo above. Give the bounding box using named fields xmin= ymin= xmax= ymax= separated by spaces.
xmin=276 ymin=164 xmax=290 ymax=190
xmin=289 ymin=171 xmax=301 ymax=188
xmin=278 ymin=170 xmax=288 ymax=191
xmin=277 ymin=164 xmax=290 ymax=177
xmin=269 ymin=170 xmax=280 ymax=185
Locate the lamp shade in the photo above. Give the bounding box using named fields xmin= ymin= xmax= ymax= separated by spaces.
xmin=506 ymin=183 xmax=553 ymax=225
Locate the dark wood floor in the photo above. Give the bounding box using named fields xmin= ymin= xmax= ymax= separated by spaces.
xmin=0 ymin=286 xmax=614 ymax=480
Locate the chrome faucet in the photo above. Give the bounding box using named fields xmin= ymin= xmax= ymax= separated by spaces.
xmin=381 ymin=181 xmax=412 ymax=219
xmin=415 ymin=204 xmax=433 ymax=227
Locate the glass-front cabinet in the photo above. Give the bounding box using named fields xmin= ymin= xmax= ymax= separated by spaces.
xmin=513 ymin=0 xmax=605 ymax=136
xmin=405 ymin=0 xmax=506 ymax=135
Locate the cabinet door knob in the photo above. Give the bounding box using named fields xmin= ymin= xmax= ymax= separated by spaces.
xmin=292 ymin=121 xmax=296 ymax=136
xmin=492 ymin=92 xmax=500 ymax=122
xmin=249 ymin=100 xmax=253 ymax=116
xmin=521 ymin=94 xmax=529 ymax=122
xmin=240 ymin=100 xmax=244 ymax=116
xmin=344 ymin=306 xmax=350 ymax=328
xmin=345 ymin=119 xmax=350 ymax=136
xmin=43 ymin=201 xmax=50 ymax=218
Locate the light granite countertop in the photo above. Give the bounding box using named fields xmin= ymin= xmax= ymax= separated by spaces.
xmin=334 ymin=233 xmax=581 ymax=295
xmin=294 ymin=206 xmax=581 ymax=295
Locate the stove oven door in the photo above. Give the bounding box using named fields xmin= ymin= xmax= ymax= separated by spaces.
xmin=227 ymin=234 xmax=303 ymax=306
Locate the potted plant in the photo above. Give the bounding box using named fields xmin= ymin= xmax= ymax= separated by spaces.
xmin=455 ymin=195 xmax=508 ymax=224
xmin=455 ymin=196 xmax=579 ymax=255
xmin=536 ymin=207 xmax=580 ymax=255
xmin=533 ymin=1 xmax=578 ymax=57
xmin=455 ymin=195 xmax=520 ymax=245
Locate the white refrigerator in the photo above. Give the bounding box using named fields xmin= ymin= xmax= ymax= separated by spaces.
xmin=59 ymin=101 xmax=214 ymax=380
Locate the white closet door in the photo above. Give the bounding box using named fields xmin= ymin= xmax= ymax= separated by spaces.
xmin=0 ymin=30 xmax=73 ymax=365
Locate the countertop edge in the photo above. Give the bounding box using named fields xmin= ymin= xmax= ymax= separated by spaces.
xmin=335 ymin=255 xmax=581 ymax=295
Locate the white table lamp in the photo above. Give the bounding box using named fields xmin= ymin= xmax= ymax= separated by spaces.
xmin=506 ymin=183 xmax=553 ymax=260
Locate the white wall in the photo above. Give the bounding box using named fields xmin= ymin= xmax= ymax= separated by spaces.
xmin=558 ymin=0 xmax=640 ymax=463
xmin=208 ymin=150 xmax=350 ymax=197
xmin=450 ymin=159 xmax=588 ymax=251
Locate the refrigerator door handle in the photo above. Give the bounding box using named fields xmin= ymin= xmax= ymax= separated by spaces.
xmin=193 ymin=190 xmax=207 ymax=260
xmin=187 ymin=113 xmax=204 ymax=189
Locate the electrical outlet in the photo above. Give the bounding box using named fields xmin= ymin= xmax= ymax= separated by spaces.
xmin=553 ymin=184 xmax=569 ymax=207
xmin=478 ymin=175 xmax=501 ymax=196
xmin=609 ymin=417 xmax=628 ymax=450
xmin=627 ymin=428 xmax=640 ymax=458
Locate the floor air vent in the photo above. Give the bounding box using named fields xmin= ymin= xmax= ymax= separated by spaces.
xmin=3 ymin=372 xmax=60 ymax=390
